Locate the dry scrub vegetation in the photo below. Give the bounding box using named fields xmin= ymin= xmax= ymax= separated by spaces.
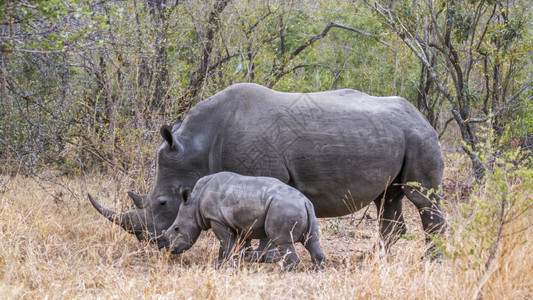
xmin=0 ymin=153 xmax=531 ymax=299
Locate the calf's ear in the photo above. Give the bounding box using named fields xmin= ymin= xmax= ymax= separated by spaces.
xmin=181 ymin=188 xmax=191 ymax=203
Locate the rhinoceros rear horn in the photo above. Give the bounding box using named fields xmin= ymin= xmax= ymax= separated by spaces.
xmin=88 ymin=193 xmax=143 ymax=234
xmin=127 ymin=191 xmax=146 ymax=209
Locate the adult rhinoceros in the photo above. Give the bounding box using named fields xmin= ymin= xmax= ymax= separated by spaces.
xmin=89 ymin=83 xmax=445 ymax=254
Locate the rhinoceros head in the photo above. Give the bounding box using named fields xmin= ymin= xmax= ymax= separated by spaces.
xmin=88 ymin=123 xmax=201 ymax=243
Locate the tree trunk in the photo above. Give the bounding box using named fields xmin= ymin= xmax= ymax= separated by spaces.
xmin=180 ymin=0 xmax=231 ymax=113
xmin=148 ymin=0 xmax=170 ymax=117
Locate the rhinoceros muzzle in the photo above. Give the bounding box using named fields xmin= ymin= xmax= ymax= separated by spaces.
xmin=157 ymin=238 xmax=170 ymax=250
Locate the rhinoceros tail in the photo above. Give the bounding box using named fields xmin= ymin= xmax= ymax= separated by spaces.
xmin=303 ymin=200 xmax=320 ymax=244
xmin=302 ymin=199 xmax=326 ymax=268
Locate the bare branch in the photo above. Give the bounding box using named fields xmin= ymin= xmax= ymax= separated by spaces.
xmin=438 ymin=117 xmax=455 ymax=139
xmin=182 ymin=0 xmax=231 ymax=104
xmin=268 ymin=20 xmax=389 ymax=87
xmin=329 ymin=22 xmax=390 ymax=46
xmin=289 ymin=22 xmax=336 ymax=59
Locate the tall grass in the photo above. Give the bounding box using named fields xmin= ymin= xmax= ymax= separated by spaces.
xmin=0 ymin=157 xmax=531 ymax=299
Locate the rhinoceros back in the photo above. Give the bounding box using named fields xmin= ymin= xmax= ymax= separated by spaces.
xmin=181 ymin=83 xmax=441 ymax=218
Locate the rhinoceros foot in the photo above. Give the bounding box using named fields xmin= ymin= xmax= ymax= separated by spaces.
xmin=421 ymin=246 xmax=445 ymax=261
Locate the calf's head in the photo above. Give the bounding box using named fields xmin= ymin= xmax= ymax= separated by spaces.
xmin=160 ymin=188 xmax=202 ymax=254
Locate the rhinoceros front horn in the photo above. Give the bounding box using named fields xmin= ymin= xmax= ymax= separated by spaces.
xmin=88 ymin=193 xmax=144 ymax=235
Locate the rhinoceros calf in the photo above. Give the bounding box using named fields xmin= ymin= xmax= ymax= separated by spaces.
xmin=160 ymin=171 xmax=326 ymax=270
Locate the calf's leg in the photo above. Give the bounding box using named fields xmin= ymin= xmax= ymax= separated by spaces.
xmin=211 ymin=221 xmax=237 ymax=267
xmin=246 ymin=238 xmax=280 ymax=263
xmin=303 ymin=234 xmax=325 ymax=270
xmin=264 ymin=200 xmax=307 ymax=270
xmin=277 ymin=243 xmax=300 ymax=271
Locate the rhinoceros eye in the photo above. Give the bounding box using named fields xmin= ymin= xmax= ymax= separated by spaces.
xmin=159 ymin=199 xmax=167 ymax=206
xmin=174 ymin=226 xmax=179 ymax=232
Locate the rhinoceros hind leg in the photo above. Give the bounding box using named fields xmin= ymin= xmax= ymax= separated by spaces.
xmin=374 ymin=187 xmax=407 ymax=251
xmin=302 ymin=203 xmax=325 ymax=269
xmin=404 ymin=184 xmax=446 ymax=259
xmin=401 ymin=173 xmax=446 ymax=237
xmin=401 ymin=149 xmax=446 ymax=258
xmin=303 ymin=237 xmax=325 ymax=270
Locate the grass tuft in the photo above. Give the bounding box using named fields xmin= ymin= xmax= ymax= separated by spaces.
xmin=1 ymin=160 xmax=531 ymax=298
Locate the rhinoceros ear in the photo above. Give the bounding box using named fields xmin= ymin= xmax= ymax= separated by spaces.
xmin=171 ymin=121 xmax=182 ymax=133
xmin=181 ymin=188 xmax=191 ymax=204
xmin=160 ymin=125 xmax=182 ymax=151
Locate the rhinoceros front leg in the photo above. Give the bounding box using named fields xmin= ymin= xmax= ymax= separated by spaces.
xmin=211 ymin=221 xmax=237 ymax=268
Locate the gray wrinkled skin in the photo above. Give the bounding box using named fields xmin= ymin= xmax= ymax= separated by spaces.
xmin=89 ymin=83 xmax=445 ymax=252
xmin=161 ymin=172 xmax=326 ymax=270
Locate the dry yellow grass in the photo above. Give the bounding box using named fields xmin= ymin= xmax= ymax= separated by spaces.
xmin=1 ymin=158 xmax=531 ymax=299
